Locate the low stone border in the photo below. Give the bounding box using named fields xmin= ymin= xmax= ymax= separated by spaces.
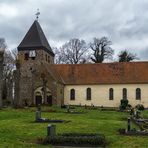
xmin=64 ymin=111 xmax=87 ymax=114
xmin=35 ymin=118 xmax=70 ymax=123
xmin=118 ymin=128 xmax=148 ymax=136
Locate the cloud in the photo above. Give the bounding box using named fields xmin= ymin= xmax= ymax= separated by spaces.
xmin=140 ymin=48 xmax=148 ymax=60
xmin=0 ymin=4 xmax=18 ymax=18
xmin=0 ymin=0 xmax=148 ymax=60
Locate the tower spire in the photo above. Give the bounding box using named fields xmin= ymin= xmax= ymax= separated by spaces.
xmin=35 ymin=9 xmax=40 ymax=21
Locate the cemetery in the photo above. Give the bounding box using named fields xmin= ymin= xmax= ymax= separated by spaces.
xmin=0 ymin=6 xmax=148 ymax=148
xmin=0 ymin=105 xmax=148 ymax=147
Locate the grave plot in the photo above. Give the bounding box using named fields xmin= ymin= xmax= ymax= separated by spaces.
xmin=119 ymin=108 xmax=148 ymax=136
xmin=38 ymin=124 xmax=106 ymax=147
xmin=64 ymin=105 xmax=87 ymax=114
xmin=35 ymin=105 xmax=70 ymax=123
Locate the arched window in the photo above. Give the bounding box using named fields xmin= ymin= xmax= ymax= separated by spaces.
xmin=24 ymin=53 xmax=29 ymax=60
xmin=109 ymin=88 xmax=114 ymax=100
xmin=136 ymin=88 xmax=141 ymax=100
xmin=45 ymin=54 xmax=48 ymax=61
xmin=48 ymin=56 xmax=50 ymax=63
xmin=70 ymin=89 xmax=75 ymax=100
xmin=86 ymin=88 xmax=91 ymax=100
xmin=123 ymin=88 xmax=127 ymax=100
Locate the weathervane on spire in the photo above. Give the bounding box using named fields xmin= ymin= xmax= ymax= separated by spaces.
xmin=35 ymin=9 xmax=40 ymax=21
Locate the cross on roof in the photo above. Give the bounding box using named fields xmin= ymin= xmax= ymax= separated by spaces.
xmin=35 ymin=9 xmax=40 ymax=21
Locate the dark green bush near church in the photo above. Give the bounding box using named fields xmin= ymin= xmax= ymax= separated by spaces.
xmin=119 ymin=99 xmax=129 ymax=110
xmin=135 ymin=104 xmax=145 ymax=111
xmin=45 ymin=133 xmax=106 ymax=146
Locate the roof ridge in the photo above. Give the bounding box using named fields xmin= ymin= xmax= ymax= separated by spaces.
xmin=54 ymin=61 xmax=148 ymax=66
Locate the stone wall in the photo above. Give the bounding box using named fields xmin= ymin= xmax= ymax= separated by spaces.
xmin=13 ymin=61 xmax=21 ymax=107
xmin=56 ymin=83 xmax=64 ymax=106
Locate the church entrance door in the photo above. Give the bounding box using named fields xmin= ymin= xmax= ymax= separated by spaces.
xmin=35 ymin=95 xmax=42 ymax=106
xmin=47 ymin=95 xmax=52 ymax=106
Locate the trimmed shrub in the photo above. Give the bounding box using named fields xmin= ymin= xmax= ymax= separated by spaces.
xmin=127 ymin=104 xmax=132 ymax=108
xmin=120 ymin=99 xmax=129 ymax=110
xmin=135 ymin=104 xmax=144 ymax=111
xmin=46 ymin=133 xmax=106 ymax=146
xmin=61 ymin=105 xmax=67 ymax=108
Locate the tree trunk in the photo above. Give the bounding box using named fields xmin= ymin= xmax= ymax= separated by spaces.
xmin=0 ymin=52 xmax=4 ymax=108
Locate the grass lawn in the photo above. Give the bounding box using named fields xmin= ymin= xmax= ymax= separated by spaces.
xmin=0 ymin=106 xmax=148 ymax=148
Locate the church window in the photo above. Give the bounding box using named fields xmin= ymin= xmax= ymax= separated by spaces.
xmin=109 ymin=88 xmax=114 ymax=100
xmin=46 ymin=54 xmax=48 ymax=61
xmin=31 ymin=57 xmax=35 ymax=60
xmin=136 ymin=88 xmax=141 ymax=100
xmin=24 ymin=53 xmax=29 ymax=60
xmin=123 ymin=88 xmax=127 ymax=100
xmin=86 ymin=88 xmax=91 ymax=100
xmin=70 ymin=89 xmax=75 ymax=100
xmin=48 ymin=56 xmax=50 ymax=63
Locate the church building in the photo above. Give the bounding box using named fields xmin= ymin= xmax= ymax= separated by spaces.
xmin=17 ymin=20 xmax=148 ymax=108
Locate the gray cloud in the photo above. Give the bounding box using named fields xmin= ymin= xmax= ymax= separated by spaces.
xmin=0 ymin=0 xmax=148 ymax=60
xmin=139 ymin=48 xmax=148 ymax=60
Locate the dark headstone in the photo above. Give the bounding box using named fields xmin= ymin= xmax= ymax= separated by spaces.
xmin=47 ymin=124 xmax=56 ymax=137
xmin=127 ymin=118 xmax=131 ymax=132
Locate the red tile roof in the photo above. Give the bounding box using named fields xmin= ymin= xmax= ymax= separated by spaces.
xmin=53 ymin=62 xmax=148 ymax=85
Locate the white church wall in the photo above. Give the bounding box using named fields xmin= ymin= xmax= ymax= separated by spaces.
xmin=64 ymin=84 xmax=148 ymax=107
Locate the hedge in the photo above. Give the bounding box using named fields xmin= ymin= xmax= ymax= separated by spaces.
xmin=45 ymin=133 xmax=106 ymax=146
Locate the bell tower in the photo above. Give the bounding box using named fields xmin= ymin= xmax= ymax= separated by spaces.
xmin=17 ymin=20 xmax=55 ymax=106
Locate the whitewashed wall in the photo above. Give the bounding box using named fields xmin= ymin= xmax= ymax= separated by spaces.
xmin=64 ymin=84 xmax=148 ymax=107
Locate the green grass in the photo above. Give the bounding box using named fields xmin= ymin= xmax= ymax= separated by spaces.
xmin=0 ymin=106 xmax=148 ymax=148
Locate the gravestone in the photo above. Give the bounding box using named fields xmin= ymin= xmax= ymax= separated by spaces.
xmin=127 ymin=118 xmax=131 ymax=132
xmin=35 ymin=110 xmax=41 ymax=121
xmin=35 ymin=104 xmax=41 ymax=121
xmin=47 ymin=124 xmax=56 ymax=137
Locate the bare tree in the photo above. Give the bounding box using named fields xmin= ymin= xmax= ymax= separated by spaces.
xmin=0 ymin=38 xmax=7 ymax=50
xmin=54 ymin=38 xmax=89 ymax=64
xmin=90 ymin=37 xmax=114 ymax=63
xmin=0 ymin=41 xmax=17 ymax=105
xmin=54 ymin=47 xmax=64 ymax=64
xmin=3 ymin=50 xmax=15 ymax=77
xmin=11 ymin=48 xmax=18 ymax=61
xmin=0 ymin=38 xmax=6 ymax=107
xmin=118 ymin=50 xmax=138 ymax=62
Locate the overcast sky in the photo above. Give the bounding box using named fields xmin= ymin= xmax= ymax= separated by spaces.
xmin=0 ymin=0 xmax=148 ymax=60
